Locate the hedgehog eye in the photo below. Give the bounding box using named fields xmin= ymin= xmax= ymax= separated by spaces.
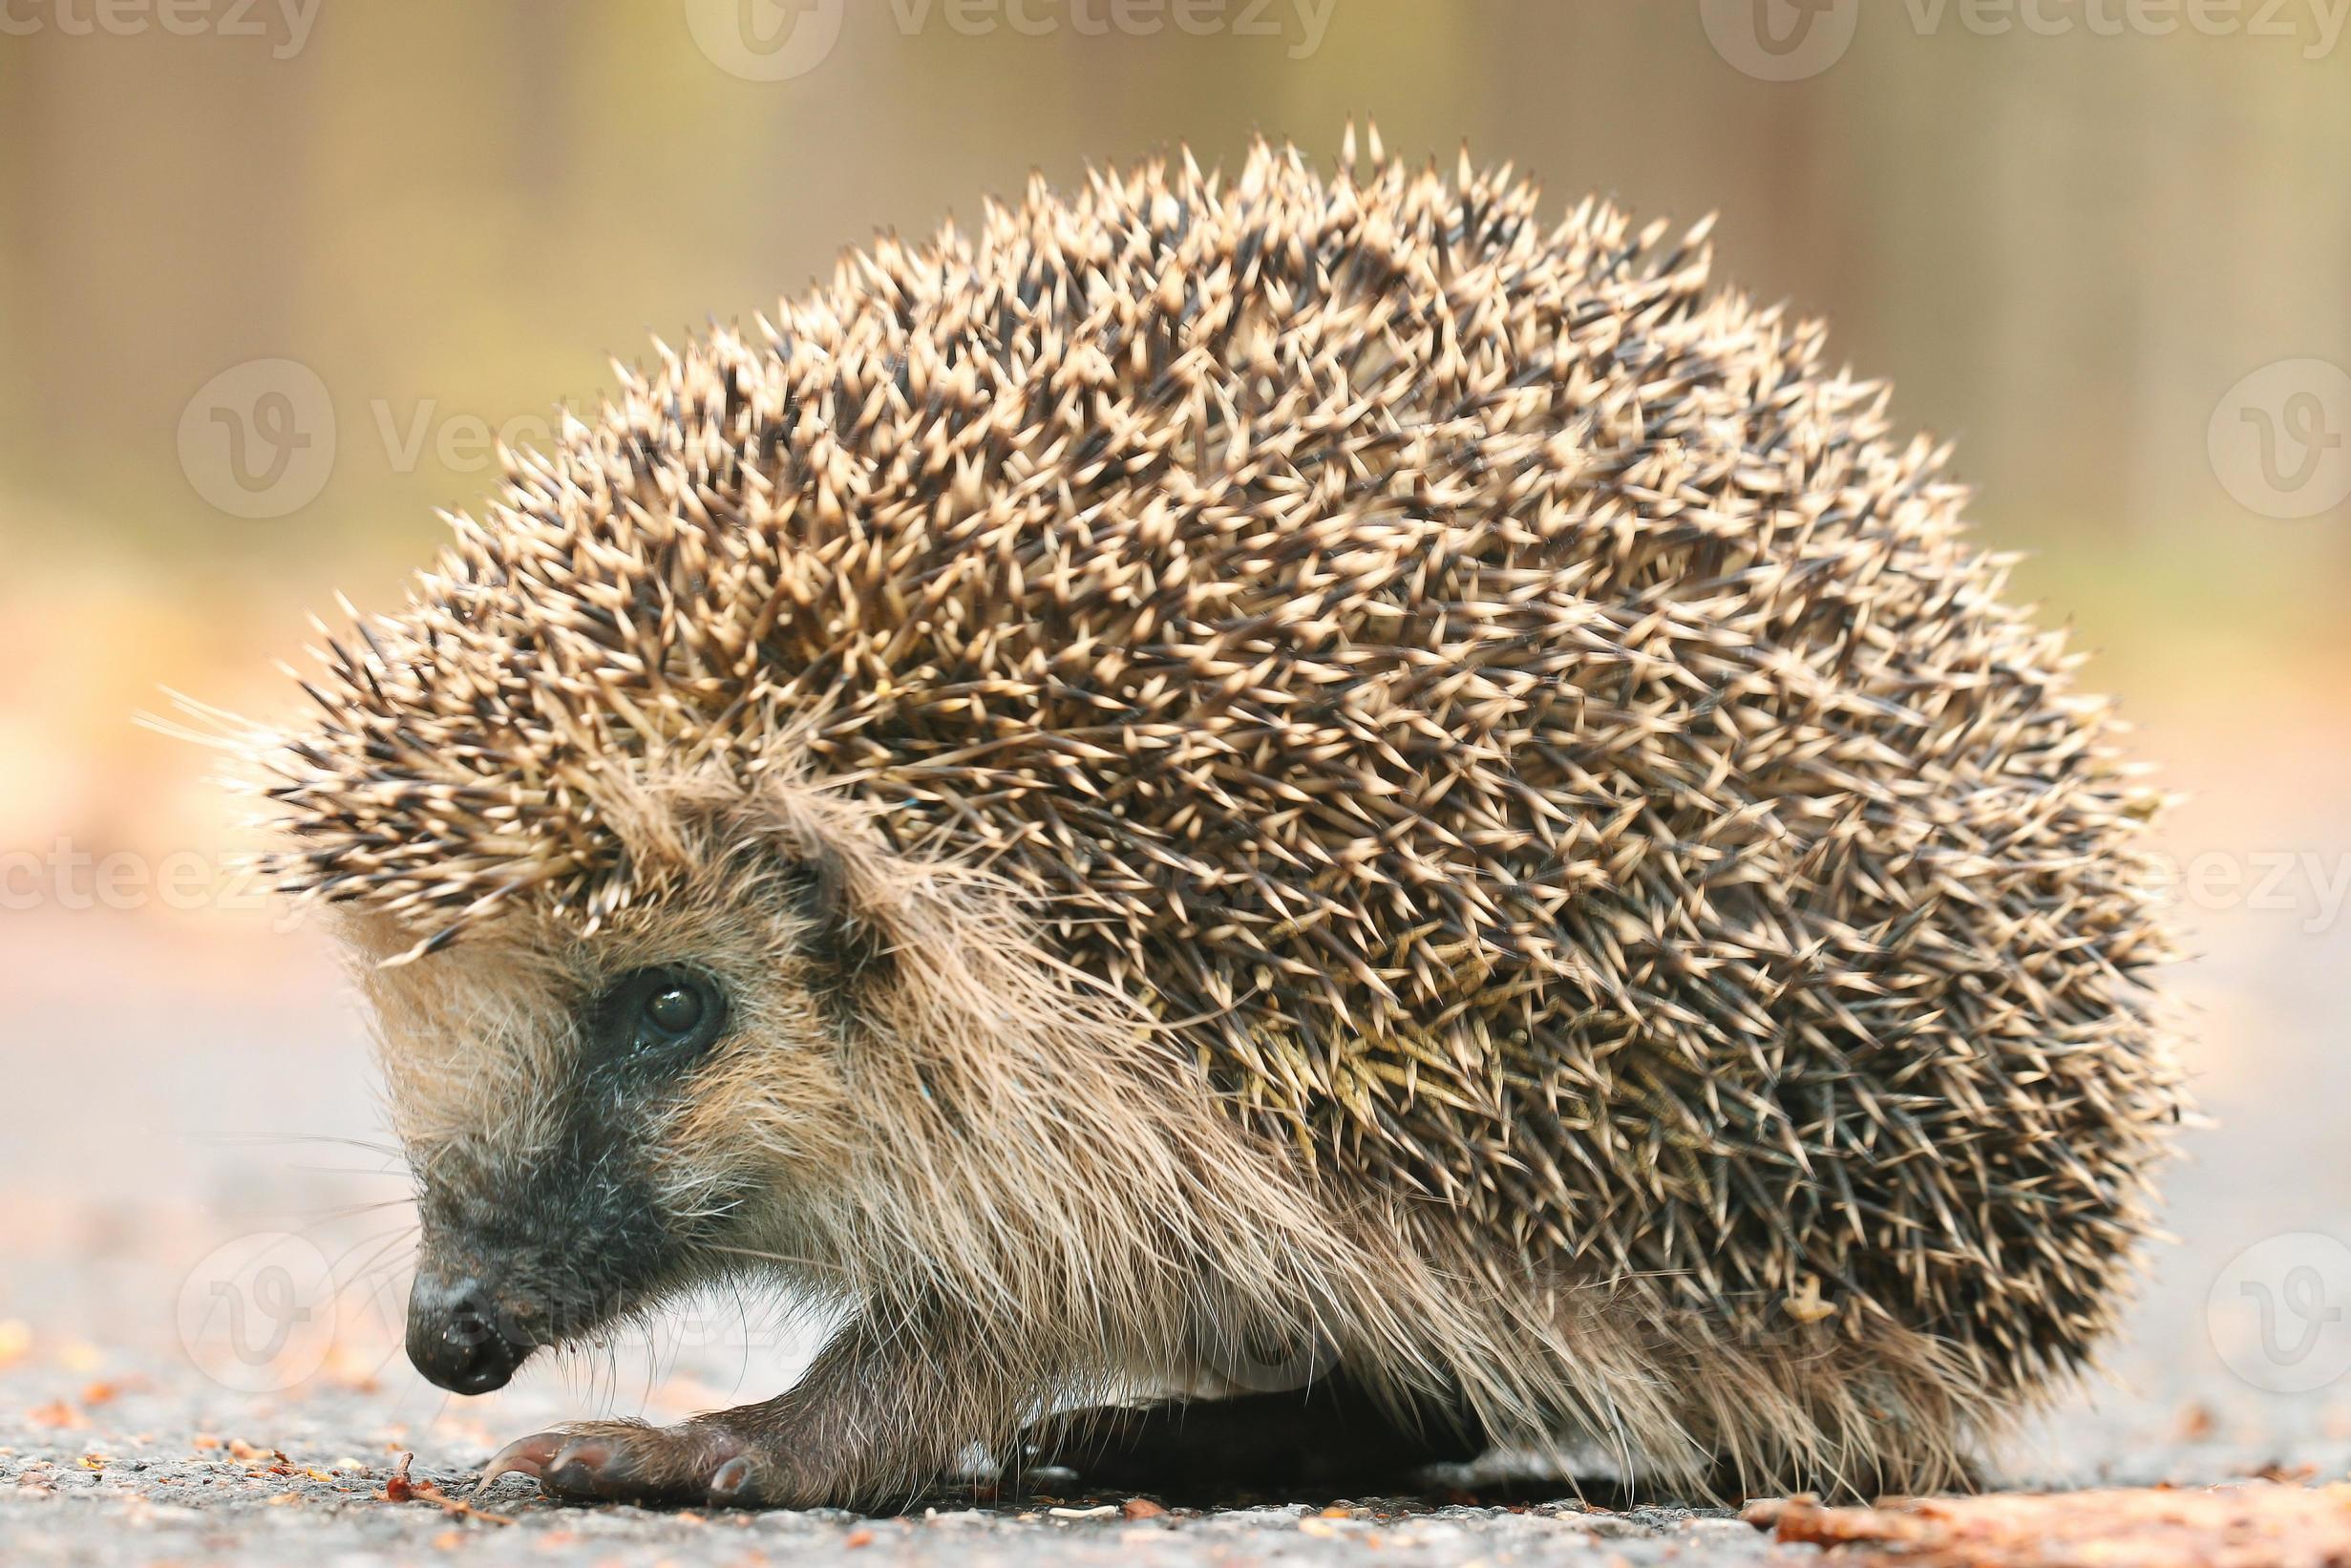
xmin=645 ymin=982 xmax=703 ymax=1035
xmin=590 ymin=967 xmax=728 ymax=1072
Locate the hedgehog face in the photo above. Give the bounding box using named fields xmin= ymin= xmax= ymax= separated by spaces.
xmin=348 ymin=805 xmax=877 ymax=1395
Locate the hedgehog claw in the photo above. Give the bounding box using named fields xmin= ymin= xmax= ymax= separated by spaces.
xmin=475 ymin=1431 xmax=565 ymax=1494
xmin=544 ymin=1439 xmax=629 ymax=1499
xmin=706 ymin=1454 xmax=764 ymax=1508
xmin=480 ymin=1422 xmax=762 ymax=1505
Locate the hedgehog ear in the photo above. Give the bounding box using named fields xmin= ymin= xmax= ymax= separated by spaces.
xmin=702 ymin=790 xmax=898 ymax=992
xmin=776 ymin=839 xmax=891 ymax=989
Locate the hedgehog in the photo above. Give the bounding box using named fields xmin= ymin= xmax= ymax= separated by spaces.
xmin=216 ymin=133 xmax=2182 ymax=1508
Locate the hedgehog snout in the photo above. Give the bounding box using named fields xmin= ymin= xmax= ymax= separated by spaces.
xmin=406 ymin=1267 xmax=536 ymax=1395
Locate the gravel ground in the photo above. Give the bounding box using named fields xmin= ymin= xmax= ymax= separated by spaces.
xmin=0 ymin=1429 xmax=1796 ymax=1568
xmin=0 ymin=1342 xmax=1800 ymax=1567
xmin=3 ymin=1361 xmax=2345 ymax=1568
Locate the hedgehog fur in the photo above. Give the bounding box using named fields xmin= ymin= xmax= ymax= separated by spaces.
xmin=223 ymin=133 xmax=2182 ymax=1506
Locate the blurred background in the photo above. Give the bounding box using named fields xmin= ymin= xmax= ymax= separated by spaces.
xmin=5 ymin=0 xmax=2351 ymax=1484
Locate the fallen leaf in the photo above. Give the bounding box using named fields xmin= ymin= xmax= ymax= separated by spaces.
xmin=2254 ymin=1461 xmax=2320 ymax=1484
xmin=1749 ymin=1481 xmax=2351 ymax=1565
xmin=381 ymin=1451 xmax=513 ymax=1526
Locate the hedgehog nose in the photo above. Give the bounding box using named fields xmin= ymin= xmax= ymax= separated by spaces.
xmin=406 ymin=1271 xmax=527 ymax=1395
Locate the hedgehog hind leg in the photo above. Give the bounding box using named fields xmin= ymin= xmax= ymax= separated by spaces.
xmin=1020 ymin=1373 xmax=1488 ymax=1503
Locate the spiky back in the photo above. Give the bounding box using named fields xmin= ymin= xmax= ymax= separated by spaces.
xmin=266 ymin=139 xmax=2178 ymax=1387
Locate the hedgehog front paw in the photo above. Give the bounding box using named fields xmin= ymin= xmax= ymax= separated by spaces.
xmin=477 ymin=1418 xmax=783 ymax=1507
